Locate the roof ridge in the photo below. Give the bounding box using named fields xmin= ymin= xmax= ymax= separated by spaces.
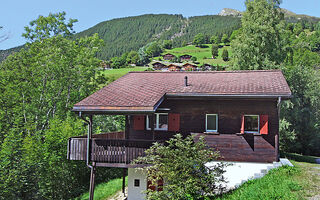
xmin=129 ymin=69 xmax=282 ymax=74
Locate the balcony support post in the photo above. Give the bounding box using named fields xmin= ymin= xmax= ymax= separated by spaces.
xmin=150 ymin=114 xmax=155 ymax=140
xmin=125 ymin=115 xmax=130 ymax=139
xmin=89 ymin=162 xmax=96 ymax=200
xmin=122 ymin=168 xmax=127 ymax=196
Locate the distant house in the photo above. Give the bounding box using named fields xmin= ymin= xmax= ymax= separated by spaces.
xmin=180 ymin=54 xmax=192 ymax=61
xmin=163 ymin=53 xmax=176 ymax=60
xmin=152 ymin=62 xmax=167 ymax=71
xmin=203 ymin=64 xmax=213 ymax=71
xmin=168 ymin=64 xmax=182 ymax=71
xmin=183 ymin=63 xmax=198 ymax=71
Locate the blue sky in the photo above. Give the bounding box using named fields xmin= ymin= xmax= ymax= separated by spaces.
xmin=0 ymin=0 xmax=319 ymax=50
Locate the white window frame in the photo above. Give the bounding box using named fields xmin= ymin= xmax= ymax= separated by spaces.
xmin=146 ymin=113 xmax=168 ymax=131
xmin=206 ymin=114 xmax=218 ymax=132
xmin=244 ymin=115 xmax=260 ymax=134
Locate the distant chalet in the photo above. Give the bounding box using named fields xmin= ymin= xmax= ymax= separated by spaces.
xmin=163 ymin=53 xmax=176 ymax=60
xmin=183 ymin=63 xmax=198 ymax=71
xmin=180 ymin=54 xmax=192 ymax=61
xmin=152 ymin=62 xmax=167 ymax=70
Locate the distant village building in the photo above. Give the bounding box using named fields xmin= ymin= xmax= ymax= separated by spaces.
xmin=163 ymin=53 xmax=176 ymax=60
xmin=180 ymin=54 xmax=192 ymax=61
xmin=168 ymin=64 xmax=182 ymax=71
xmin=203 ymin=63 xmax=213 ymax=71
xmin=152 ymin=62 xmax=168 ymax=71
xmin=183 ymin=63 xmax=198 ymax=71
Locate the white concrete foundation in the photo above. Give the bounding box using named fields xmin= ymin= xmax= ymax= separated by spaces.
xmin=128 ymin=168 xmax=147 ymax=200
xmin=206 ymin=158 xmax=293 ymax=190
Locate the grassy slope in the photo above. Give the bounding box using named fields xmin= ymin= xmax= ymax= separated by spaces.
xmin=75 ymin=177 xmax=127 ymax=200
xmin=76 ymin=156 xmax=320 ymax=200
xmin=217 ymin=156 xmax=320 ymax=200
xmin=101 ymin=67 xmax=148 ymax=83
xmin=155 ymin=44 xmax=232 ymax=67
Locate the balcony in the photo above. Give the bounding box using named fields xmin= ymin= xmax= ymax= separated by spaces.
xmin=67 ymin=132 xmax=157 ymax=167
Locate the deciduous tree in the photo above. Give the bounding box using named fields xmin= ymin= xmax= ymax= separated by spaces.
xmin=134 ymin=134 xmax=226 ymax=200
xmin=232 ymin=0 xmax=287 ymax=70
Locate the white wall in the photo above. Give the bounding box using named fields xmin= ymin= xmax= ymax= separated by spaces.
xmin=128 ymin=168 xmax=147 ymax=200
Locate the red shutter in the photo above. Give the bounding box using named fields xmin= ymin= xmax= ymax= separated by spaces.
xmin=147 ymin=180 xmax=156 ymax=191
xmin=158 ymin=178 xmax=163 ymax=191
xmin=168 ymin=113 xmax=180 ymax=131
xmin=259 ymin=115 xmax=268 ymax=135
xmin=240 ymin=115 xmax=245 ymax=134
xmin=133 ymin=115 xmax=145 ymax=131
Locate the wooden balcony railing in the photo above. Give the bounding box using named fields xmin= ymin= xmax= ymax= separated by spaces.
xmin=67 ymin=133 xmax=157 ymax=165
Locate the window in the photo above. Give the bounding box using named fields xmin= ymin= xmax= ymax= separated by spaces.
xmin=134 ymin=179 xmax=140 ymax=187
xmin=244 ymin=115 xmax=259 ymax=133
xmin=146 ymin=113 xmax=168 ymax=131
xmin=206 ymin=114 xmax=218 ymax=132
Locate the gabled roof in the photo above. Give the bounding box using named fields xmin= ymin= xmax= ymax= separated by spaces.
xmin=73 ymin=70 xmax=292 ymax=113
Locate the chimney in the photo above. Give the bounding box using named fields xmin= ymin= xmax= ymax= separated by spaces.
xmin=184 ymin=76 xmax=188 ymax=86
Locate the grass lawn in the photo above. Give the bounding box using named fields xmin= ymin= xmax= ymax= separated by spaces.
xmin=155 ymin=44 xmax=232 ymax=67
xmin=101 ymin=66 xmax=149 ymax=82
xmin=216 ymin=156 xmax=320 ymax=200
xmin=76 ymin=157 xmax=320 ymax=200
xmin=75 ymin=177 xmax=127 ymax=200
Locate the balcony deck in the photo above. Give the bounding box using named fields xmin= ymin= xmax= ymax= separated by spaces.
xmin=67 ymin=132 xmax=157 ymax=167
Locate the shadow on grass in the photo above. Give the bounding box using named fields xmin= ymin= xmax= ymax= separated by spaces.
xmin=281 ymin=152 xmax=319 ymax=164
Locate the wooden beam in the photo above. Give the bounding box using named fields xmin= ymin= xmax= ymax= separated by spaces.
xmin=122 ymin=168 xmax=127 ymax=196
xmin=150 ymin=114 xmax=155 ymax=140
xmin=89 ymin=162 xmax=96 ymax=200
xmin=125 ymin=115 xmax=130 ymax=139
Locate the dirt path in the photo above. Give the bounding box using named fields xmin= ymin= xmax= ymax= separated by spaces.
xmin=106 ymin=187 xmax=127 ymax=200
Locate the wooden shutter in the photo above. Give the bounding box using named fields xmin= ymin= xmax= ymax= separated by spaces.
xmin=158 ymin=178 xmax=163 ymax=191
xmin=240 ymin=115 xmax=245 ymax=134
xmin=147 ymin=179 xmax=163 ymax=191
xmin=147 ymin=180 xmax=156 ymax=191
xmin=168 ymin=113 xmax=180 ymax=131
xmin=133 ymin=115 xmax=145 ymax=131
xmin=259 ymin=115 xmax=268 ymax=135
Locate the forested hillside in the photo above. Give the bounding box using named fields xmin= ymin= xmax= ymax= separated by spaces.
xmin=75 ymin=14 xmax=241 ymax=59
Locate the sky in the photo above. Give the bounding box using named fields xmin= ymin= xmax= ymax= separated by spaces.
xmin=0 ymin=0 xmax=319 ymax=50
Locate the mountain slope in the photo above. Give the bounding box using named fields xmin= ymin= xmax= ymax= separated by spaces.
xmin=75 ymin=14 xmax=240 ymax=59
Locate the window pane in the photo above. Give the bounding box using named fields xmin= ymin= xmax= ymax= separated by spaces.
xmin=158 ymin=114 xmax=168 ymax=129
xmin=146 ymin=116 xmax=156 ymax=130
xmin=207 ymin=115 xmax=217 ymax=131
xmin=244 ymin=116 xmax=258 ymax=132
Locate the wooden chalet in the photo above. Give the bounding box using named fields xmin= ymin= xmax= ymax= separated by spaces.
xmin=182 ymin=63 xmax=198 ymax=71
xmin=162 ymin=53 xmax=176 ymax=60
xmin=67 ymin=70 xmax=291 ymax=200
xmin=180 ymin=54 xmax=192 ymax=61
xmin=168 ymin=64 xmax=182 ymax=71
xmin=152 ymin=62 xmax=167 ymax=70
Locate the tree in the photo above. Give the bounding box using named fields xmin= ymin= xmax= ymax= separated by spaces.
xmin=127 ymin=50 xmax=139 ymax=64
xmin=211 ymin=44 xmax=219 ymax=59
xmin=191 ymin=56 xmax=197 ymax=62
xmin=222 ymin=49 xmax=229 ymax=61
xmin=162 ymin=40 xmax=173 ymax=49
xmin=231 ymin=0 xmax=286 ymax=70
xmin=210 ymin=35 xmax=218 ymax=44
xmin=134 ymin=134 xmax=226 ymax=200
xmin=193 ymin=33 xmax=206 ymax=47
xmin=22 ymin=12 xmax=78 ymax=42
xmin=0 ymin=13 xmax=120 ymax=199
xmin=229 ymin=29 xmax=240 ymax=41
xmin=221 ymin=34 xmax=229 ymax=45
xmin=293 ymin=23 xmax=303 ymax=36
xmin=145 ymin=41 xmax=162 ymax=57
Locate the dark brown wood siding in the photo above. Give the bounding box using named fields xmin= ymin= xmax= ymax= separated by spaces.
xmin=128 ymin=99 xmax=279 ymax=163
